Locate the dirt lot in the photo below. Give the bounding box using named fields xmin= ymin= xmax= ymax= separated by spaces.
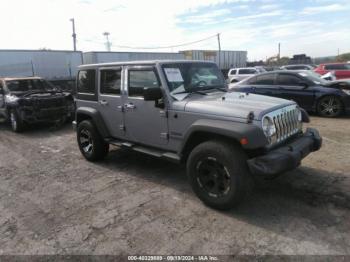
xmin=0 ymin=116 xmax=350 ymax=255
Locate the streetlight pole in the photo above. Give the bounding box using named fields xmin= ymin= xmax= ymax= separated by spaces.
xmin=70 ymin=18 xmax=77 ymax=51
xmin=103 ymin=32 xmax=112 ymax=51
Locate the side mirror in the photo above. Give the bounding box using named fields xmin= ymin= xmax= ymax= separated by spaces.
xmin=143 ymin=87 xmax=162 ymax=101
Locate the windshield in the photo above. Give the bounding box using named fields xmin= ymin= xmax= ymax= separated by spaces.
xmin=297 ymin=71 xmax=329 ymax=85
xmin=6 ymin=79 xmax=56 ymax=93
xmin=162 ymin=62 xmax=226 ymax=99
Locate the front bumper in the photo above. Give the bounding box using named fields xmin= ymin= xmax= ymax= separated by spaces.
xmin=247 ymin=128 xmax=322 ymax=178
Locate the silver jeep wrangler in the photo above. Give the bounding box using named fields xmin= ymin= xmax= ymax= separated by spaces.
xmin=73 ymin=60 xmax=322 ymax=210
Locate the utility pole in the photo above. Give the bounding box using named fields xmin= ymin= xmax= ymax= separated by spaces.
xmin=278 ymin=42 xmax=281 ymax=60
xmin=217 ymin=33 xmax=221 ymax=69
xmin=70 ymin=18 xmax=77 ymax=51
xmin=103 ymin=32 xmax=112 ymax=51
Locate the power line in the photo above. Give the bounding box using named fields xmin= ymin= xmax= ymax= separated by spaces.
xmin=91 ymin=34 xmax=218 ymax=50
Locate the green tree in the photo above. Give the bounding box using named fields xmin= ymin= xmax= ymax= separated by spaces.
xmin=336 ymin=53 xmax=350 ymax=62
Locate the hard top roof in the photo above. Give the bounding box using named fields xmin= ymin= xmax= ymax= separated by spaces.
xmin=79 ymin=60 xmax=216 ymax=69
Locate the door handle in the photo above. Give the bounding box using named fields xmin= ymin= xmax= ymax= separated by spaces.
xmin=124 ymin=103 xmax=136 ymax=110
xmin=100 ymin=100 xmax=108 ymax=106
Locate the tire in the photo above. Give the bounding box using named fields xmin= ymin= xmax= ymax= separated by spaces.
xmin=77 ymin=120 xmax=109 ymax=161
xmin=186 ymin=140 xmax=251 ymax=210
xmin=317 ymin=96 xmax=343 ymax=118
xmin=9 ymin=110 xmax=24 ymax=132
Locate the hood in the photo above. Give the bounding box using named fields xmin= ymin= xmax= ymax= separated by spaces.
xmin=325 ymin=79 xmax=350 ymax=90
xmin=184 ymin=92 xmax=295 ymax=120
xmin=10 ymin=90 xmax=64 ymax=97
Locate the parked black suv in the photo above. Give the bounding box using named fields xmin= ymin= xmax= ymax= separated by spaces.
xmin=0 ymin=77 xmax=74 ymax=132
xmin=230 ymin=70 xmax=350 ymax=117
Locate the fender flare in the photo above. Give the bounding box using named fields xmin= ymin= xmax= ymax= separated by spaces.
xmin=76 ymin=107 xmax=110 ymax=138
xmin=180 ymin=119 xmax=268 ymax=153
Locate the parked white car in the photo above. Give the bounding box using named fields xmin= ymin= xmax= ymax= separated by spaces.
xmin=227 ymin=67 xmax=260 ymax=83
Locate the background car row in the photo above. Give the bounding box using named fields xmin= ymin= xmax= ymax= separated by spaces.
xmin=229 ymin=70 xmax=350 ymax=117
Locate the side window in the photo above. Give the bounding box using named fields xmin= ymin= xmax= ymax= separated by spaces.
xmin=100 ymin=69 xmax=121 ymax=95
xmin=229 ymin=69 xmax=237 ymax=75
xmin=77 ymin=70 xmax=96 ymax=94
xmin=277 ymin=74 xmax=302 ymax=86
xmin=325 ymin=64 xmax=346 ymax=70
xmin=255 ymin=74 xmax=275 ymax=85
xmin=246 ymin=76 xmax=257 ymax=84
xmin=128 ymin=70 xmax=159 ymax=97
xmin=239 ymin=69 xmax=257 ymax=75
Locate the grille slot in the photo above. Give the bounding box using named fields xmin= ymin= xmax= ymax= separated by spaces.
xmin=265 ymin=105 xmax=301 ymax=145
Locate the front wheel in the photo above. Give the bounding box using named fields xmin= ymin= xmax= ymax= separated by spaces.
xmin=77 ymin=120 xmax=109 ymax=161
xmin=317 ymin=96 xmax=343 ymax=117
xmin=10 ymin=110 xmax=24 ymax=132
xmin=187 ymin=140 xmax=251 ymax=210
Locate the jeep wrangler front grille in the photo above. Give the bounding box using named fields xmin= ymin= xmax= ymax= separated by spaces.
xmin=263 ymin=105 xmax=302 ymax=146
xmin=272 ymin=108 xmax=300 ymax=143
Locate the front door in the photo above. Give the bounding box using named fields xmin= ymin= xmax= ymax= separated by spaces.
xmin=276 ymin=73 xmax=315 ymax=110
xmin=97 ymin=67 xmax=125 ymax=139
xmin=124 ymin=66 xmax=168 ymax=147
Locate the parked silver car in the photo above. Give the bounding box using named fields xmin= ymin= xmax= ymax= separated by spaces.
xmin=73 ymin=60 xmax=322 ymax=210
xmin=227 ymin=67 xmax=262 ymax=83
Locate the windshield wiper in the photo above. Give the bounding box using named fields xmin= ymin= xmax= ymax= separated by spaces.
xmin=172 ymin=89 xmax=207 ymax=95
xmin=202 ymin=86 xmax=227 ymax=92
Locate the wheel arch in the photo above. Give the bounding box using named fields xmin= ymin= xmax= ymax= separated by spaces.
xmin=180 ymin=119 xmax=268 ymax=161
xmin=76 ymin=107 xmax=110 ymax=138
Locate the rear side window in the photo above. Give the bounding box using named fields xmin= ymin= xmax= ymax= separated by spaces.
xmin=229 ymin=69 xmax=237 ymax=75
xmin=77 ymin=70 xmax=95 ymax=94
xmin=277 ymin=74 xmax=302 ymax=86
xmin=128 ymin=70 xmax=159 ymax=97
xmin=289 ymin=66 xmax=307 ymax=70
xmin=239 ymin=69 xmax=256 ymax=74
xmin=100 ymin=69 xmax=122 ymax=95
xmin=324 ymin=64 xmax=349 ymax=70
xmin=255 ymin=74 xmax=275 ymax=85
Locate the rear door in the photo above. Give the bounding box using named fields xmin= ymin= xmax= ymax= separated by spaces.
xmin=249 ymin=73 xmax=279 ymax=97
xmin=0 ymin=81 xmax=5 ymax=119
xmin=97 ymin=67 xmax=125 ymax=139
xmin=275 ymin=73 xmax=315 ymax=109
xmin=123 ymin=66 xmax=168 ymax=147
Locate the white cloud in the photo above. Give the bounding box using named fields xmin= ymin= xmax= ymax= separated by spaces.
xmin=301 ymin=3 xmax=344 ymax=14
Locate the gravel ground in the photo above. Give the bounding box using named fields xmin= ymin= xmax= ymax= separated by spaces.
xmin=0 ymin=116 xmax=350 ymax=255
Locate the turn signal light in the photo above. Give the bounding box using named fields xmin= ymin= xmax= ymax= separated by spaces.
xmin=240 ymin=138 xmax=249 ymax=145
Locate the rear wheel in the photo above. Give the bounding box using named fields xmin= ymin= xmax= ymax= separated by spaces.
xmin=77 ymin=120 xmax=109 ymax=161
xmin=187 ymin=140 xmax=251 ymax=210
xmin=10 ymin=110 xmax=24 ymax=132
xmin=317 ymin=96 xmax=343 ymax=117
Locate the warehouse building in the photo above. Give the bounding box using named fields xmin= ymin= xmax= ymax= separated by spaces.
xmin=0 ymin=49 xmax=247 ymax=82
xmin=0 ymin=50 xmax=83 ymax=80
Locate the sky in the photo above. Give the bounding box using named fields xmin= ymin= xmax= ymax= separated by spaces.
xmin=1 ymin=0 xmax=350 ymax=60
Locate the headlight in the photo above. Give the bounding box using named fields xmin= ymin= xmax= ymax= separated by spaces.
xmin=262 ymin=116 xmax=276 ymax=143
xmin=5 ymin=94 xmax=19 ymax=103
xmin=342 ymin=89 xmax=350 ymax=95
